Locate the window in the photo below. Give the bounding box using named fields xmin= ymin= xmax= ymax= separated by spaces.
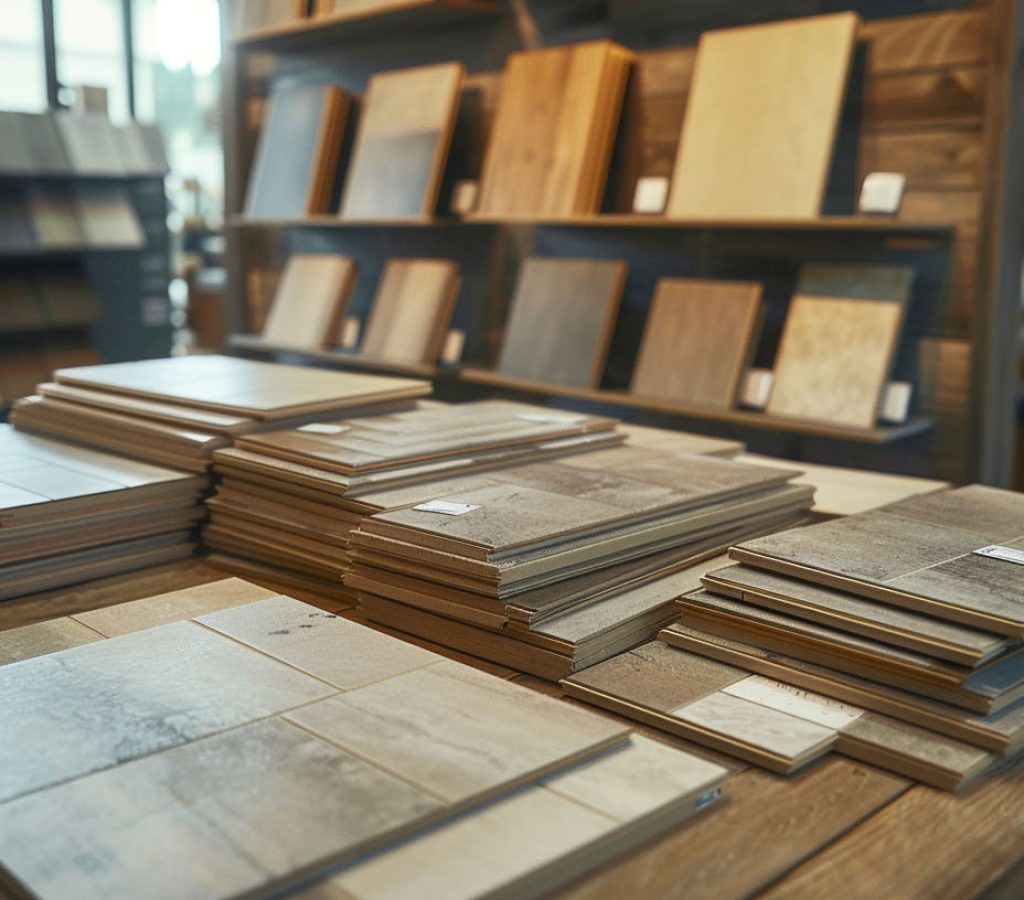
xmin=54 ymin=0 xmax=131 ymax=122
xmin=0 ymin=0 xmax=47 ymax=112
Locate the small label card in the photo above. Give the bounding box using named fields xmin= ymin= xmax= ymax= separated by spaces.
xmin=339 ymin=316 xmax=361 ymax=349
xmin=859 ymin=172 xmax=906 ymax=215
xmin=451 ymin=180 xmax=480 ymax=216
xmin=973 ymin=545 xmax=1024 ymax=567
xmin=694 ymin=788 xmax=722 ymax=811
xmin=441 ymin=329 xmax=466 ymax=365
xmin=740 ymin=369 xmax=774 ymax=410
xmin=298 ymin=423 xmax=349 ymax=435
xmin=518 ymin=413 xmax=587 ymax=426
xmin=880 ymin=382 xmax=913 ymax=424
xmin=414 ymin=500 xmax=479 ymax=516
xmin=633 ymin=176 xmax=670 ymax=214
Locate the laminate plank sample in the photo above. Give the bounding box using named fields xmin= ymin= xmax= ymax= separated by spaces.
xmin=73 ymin=185 xmax=145 ymax=248
xmin=245 ymin=81 xmax=349 ymax=218
xmin=0 ymin=618 xmax=102 ymax=666
xmin=666 ymin=13 xmax=859 ymax=219
xmin=287 ymin=659 xmax=627 ymax=802
xmin=476 ymin=41 xmax=633 ymax=217
xmin=261 ymin=254 xmax=358 ymax=350
xmin=37 ymin=275 xmax=102 ymax=326
xmin=496 ymin=257 xmax=627 ymax=388
xmin=54 ymin=112 xmax=123 ymax=176
xmin=20 ymin=111 xmax=71 ymax=173
xmin=359 ymin=258 xmax=460 ymax=364
xmin=232 ymin=0 xmax=305 ymax=34
xmin=26 ymin=185 xmax=84 ymax=248
xmin=767 ymin=264 xmax=914 ymax=429
xmin=340 ymin=62 xmax=464 ymax=220
xmin=630 ymin=278 xmax=763 ymax=409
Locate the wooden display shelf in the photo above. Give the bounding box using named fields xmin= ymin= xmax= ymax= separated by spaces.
xmin=0 ymin=245 xmax=141 ymax=261
xmin=459 ymin=368 xmax=933 ymax=444
xmin=0 ymin=170 xmax=167 ymax=182
xmin=232 ymin=0 xmax=500 ymax=52
xmin=229 ymin=333 xmax=442 ymax=379
xmin=228 ymin=215 xmax=465 ymax=229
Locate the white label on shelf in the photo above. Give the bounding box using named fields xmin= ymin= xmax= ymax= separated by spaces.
xmin=414 ymin=500 xmax=479 ymax=516
xmin=451 ymin=180 xmax=480 ymax=216
xmin=441 ymin=329 xmax=466 ymax=365
xmin=298 ymin=423 xmax=349 ymax=435
xmin=973 ymin=545 xmax=1024 ymax=566
xmin=739 ymin=369 xmax=773 ymax=409
xmin=140 ymin=296 xmax=169 ymax=327
xmin=340 ymin=316 xmax=361 ymax=349
xmin=880 ymin=382 xmax=913 ymax=424
xmin=859 ymin=172 xmax=906 ymax=215
xmin=633 ymin=176 xmax=670 ymax=214
xmin=518 ymin=413 xmax=587 ymax=426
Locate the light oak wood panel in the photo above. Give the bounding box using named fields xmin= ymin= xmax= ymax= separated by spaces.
xmin=231 ymin=0 xmax=306 ymax=36
xmin=261 ymin=254 xmax=358 ymax=350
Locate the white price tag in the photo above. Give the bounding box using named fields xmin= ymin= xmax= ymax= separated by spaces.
xmin=633 ymin=176 xmax=670 ymax=214
xmin=740 ymin=369 xmax=773 ymax=410
xmin=414 ymin=500 xmax=479 ymax=516
xmin=973 ymin=545 xmax=1024 ymax=567
xmin=339 ymin=316 xmax=361 ymax=349
xmin=518 ymin=413 xmax=586 ymax=426
xmin=298 ymin=423 xmax=348 ymax=435
xmin=441 ymin=329 xmax=466 ymax=365
xmin=859 ymin=172 xmax=906 ymax=215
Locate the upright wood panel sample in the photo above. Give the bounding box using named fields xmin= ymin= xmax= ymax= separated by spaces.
xmin=261 ymin=254 xmax=358 ymax=350
xmin=476 ymin=40 xmax=634 ymax=218
xmin=73 ymin=185 xmax=146 ymax=248
xmin=244 ymin=82 xmax=349 ymax=219
xmin=340 ymin=63 xmax=464 ymax=221
xmin=359 ymin=259 xmax=460 ymax=364
xmin=631 ymin=278 xmax=763 ymax=409
xmin=496 ymin=257 xmax=627 ymax=388
xmin=767 ymin=264 xmax=913 ymax=429
xmin=666 ymin=13 xmax=859 ymax=219
xmin=26 ymin=186 xmax=84 ymax=248
xmin=231 ymin=0 xmax=306 ymax=35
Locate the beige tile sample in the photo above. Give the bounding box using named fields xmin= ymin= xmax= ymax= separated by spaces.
xmin=0 ymin=617 xmax=102 ymax=666
xmin=261 ymin=254 xmax=358 ymax=350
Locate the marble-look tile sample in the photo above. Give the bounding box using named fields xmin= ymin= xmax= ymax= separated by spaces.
xmin=0 ymin=617 xmax=102 ymax=665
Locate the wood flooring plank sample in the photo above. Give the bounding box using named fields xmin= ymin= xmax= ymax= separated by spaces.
xmin=340 ymin=62 xmax=464 ymax=220
xmin=767 ymin=264 xmax=914 ymax=429
xmin=631 ymin=278 xmax=763 ymax=409
xmin=359 ymin=258 xmax=460 ymax=364
xmin=666 ymin=13 xmax=859 ymax=219
xmin=26 ymin=185 xmax=84 ymax=248
xmin=261 ymin=254 xmax=357 ymax=350
xmin=73 ymin=184 xmax=145 ymax=248
xmin=232 ymin=0 xmax=305 ymax=34
xmin=54 ymin=112 xmax=123 ymax=176
xmin=496 ymin=257 xmax=626 ymax=388
xmin=21 ymin=112 xmax=71 ymax=173
xmin=0 ymin=618 xmax=102 ymax=666
xmin=476 ymin=40 xmax=633 ymax=217
xmin=245 ymin=81 xmax=349 ymax=218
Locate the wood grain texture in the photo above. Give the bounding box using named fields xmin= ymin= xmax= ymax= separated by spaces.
xmin=476 ymin=41 xmax=634 ymax=217
xmin=496 ymin=257 xmax=627 ymax=388
xmin=72 ymin=185 xmax=145 ymax=248
xmin=666 ymin=13 xmax=859 ymax=219
xmin=261 ymin=254 xmax=358 ymax=350
xmin=340 ymin=63 xmax=464 ymax=220
xmin=25 ymin=185 xmax=83 ymax=248
xmin=630 ymin=278 xmax=763 ymax=409
xmin=359 ymin=258 xmax=460 ymax=364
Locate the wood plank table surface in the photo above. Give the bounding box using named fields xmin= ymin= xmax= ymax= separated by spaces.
xmin=2 ymin=552 xmax=1020 ymax=899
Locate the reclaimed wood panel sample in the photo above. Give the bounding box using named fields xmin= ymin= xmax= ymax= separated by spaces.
xmin=261 ymin=254 xmax=357 ymax=350
xmin=630 ymin=278 xmax=763 ymax=409
xmin=244 ymin=81 xmax=349 ymax=218
xmin=359 ymin=258 xmax=460 ymax=364
xmin=767 ymin=264 xmax=914 ymax=429
xmin=666 ymin=13 xmax=859 ymax=219
xmin=476 ymin=40 xmax=633 ymax=217
xmin=496 ymin=257 xmax=627 ymax=388
xmin=340 ymin=63 xmax=464 ymax=221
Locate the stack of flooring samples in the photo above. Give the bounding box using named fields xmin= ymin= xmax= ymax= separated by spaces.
xmin=666 ymin=13 xmax=859 ymax=219
xmin=767 ymin=264 xmax=914 ymax=429
xmin=358 ymin=258 xmax=461 ymax=367
xmin=340 ymin=62 xmax=464 ymax=221
xmin=495 ymin=257 xmax=627 ymax=388
xmin=475 ymin=40 xmax=634 ymax=218
xmin=0 ymin=425 xmax=205 ymax=602
xmin=11 ymin=355 xmax=430 ymax=472
xmin=565 ymin=485 xmax=1024 ymax=790
xmin=205 ymin=401 xmax=624 ymax=600
xmin=631 ymin=278 xmax=764 ymax=409
xmin=260 ymin=254 xmax=358 ymax=350
xmin=349 ymin=449 xmax=814 ymax=678
xmin=0 ymin=583 xmax=728 ymax=899
xmin=245 ymin=81 xmax=349 ymax=219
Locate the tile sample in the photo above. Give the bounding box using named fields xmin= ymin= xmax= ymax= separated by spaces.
xmin=261 ymin=254 xmax=358 ymax=350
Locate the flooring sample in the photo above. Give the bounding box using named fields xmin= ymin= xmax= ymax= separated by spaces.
xmin=37 ymin=275 xmax=102 ymax=326
xmin=25 ymin=185 xmax=84 ymax=248
xmin=666 ymin=13 xmax=859 ymax=219
xmin=340 ymin=62 xmax=464 ymax=221
xmin=0 ymin=277 xmax=43 ymax=332
xmin=0 ymin=186 xmax=35 ymax=251
xmin=0 ymin=617 xmax=102 ymax=666
xmin=476 ymin=40 xmax=634 ymax=217
xmin=20 ymin=112 xmax=71 ymax=174
xmin=54 ymin=112 xmax=124 ymax=176
xmin=359 ymin=258 xmax=460 ymax=364
xmin=0 ymin=111 xmax=34 ymax=173
xmin=767 ymin=264 xmax=914 ymax=429
xmin=73 ymin=184 xmax=145 ymax=248
xmin=232 ymin=0 xmax=306 ymax=34
xmin=631 ymin=278 xmax=763 ymax=409
xmin=261 ymin=254 xmax=358 ymax=350
xmin=245 ymin=81 xmax=349 ymax=218
xmin=496 ymin=257 xmax=627 ymax=388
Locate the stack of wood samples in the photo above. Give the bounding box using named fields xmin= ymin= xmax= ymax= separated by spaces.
xmin=0 ymin=583 xmax=728 ymax=899
xmin=340 ymin=62 xmax=465 ymax=221
xmin=767 ymin=264 xmax=914 ymax=429
xmin=260 ymin=254 xmax=358 ymax=350
xmin=349 ymin=449 xmax=814 ymax=678
xmin=631 ymin=278 xmax=764 ymax=409
xmin=666 ymin=13 xmax=859 ymax=220
xmin=244 ymin=81 xmax=349 ymax=218
xmin=495 ymin=257 xmax=627 ymax=388
xmin=358 ymin=258 xmax=461 ymax=366
xmin=205 ymin=401 xmax=624 ymax=599
xmin=11 ymin=355 xmax=430 ymax=471
xmin=475 ymin=40 xmax=634 ymax=218
xmin=0 ymin=425 xmax=205 ymax=603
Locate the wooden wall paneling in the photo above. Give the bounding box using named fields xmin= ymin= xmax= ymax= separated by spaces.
xmin=858 ymin=9 xmax=988 ymax=75
xmin=858 ymin=130 xmax=983 ymax=191
xmin=261 ymin=254 xmax=359 ymax=349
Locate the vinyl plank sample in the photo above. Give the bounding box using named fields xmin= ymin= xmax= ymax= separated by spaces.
xmin=26 ymin=185 xmax=84 ymax=248
xmin=245 ymin=81 xmax=349 ymax=218
xmin=261 ymin=254 xmax=358 ymax=350
xmin=666 ymin=13 xmax=859 ymax=219
xmin=340 ymin=62 xmax=464 ymax=220
xmin=232 ymin=0 xmax=306 ymax=34
xmin=359 ymin=258 xmax=460 ymax=364
xmin=0 ymin=617 xmax=102 ymax=666
xmin=496 ymin=257 xmax=627 ymax=388
xmin=73 ymin=184 xmax=145 ymax=248
xmin=631 ymin=278 xmax=763 ymax=409
xmin=476 ymin=40 xmax=633 ymax=217
xmin=767 ymin=264 xmax=913 ymax=429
